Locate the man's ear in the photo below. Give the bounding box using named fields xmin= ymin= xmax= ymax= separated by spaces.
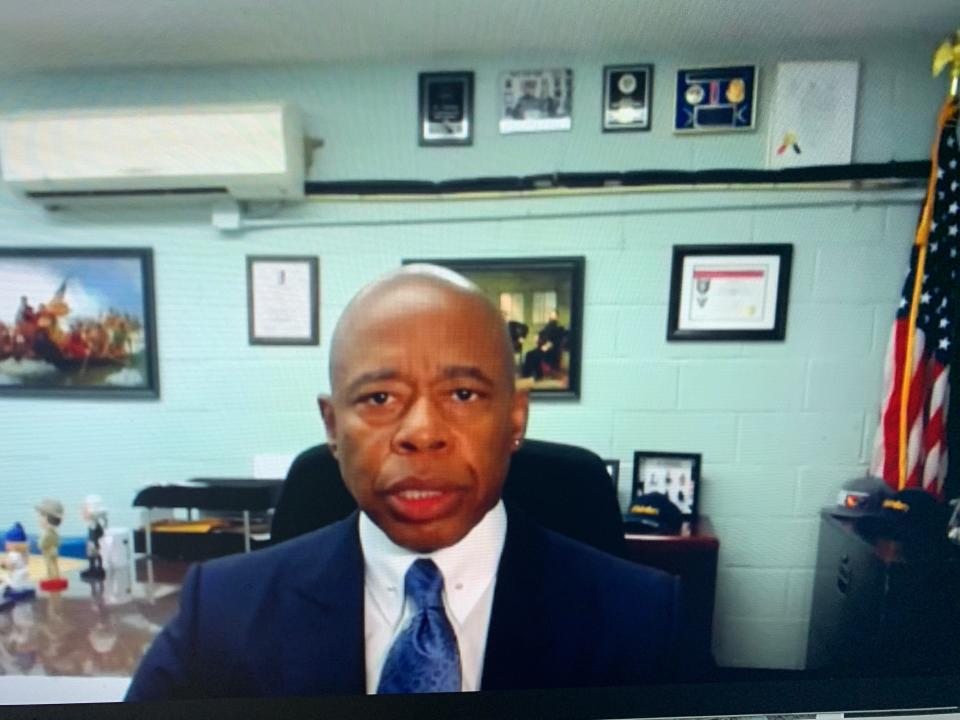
xmin=317 ymin=394 xmax=339 ymax=458
xmin=510 ymin=389 xmax=530 ymax=451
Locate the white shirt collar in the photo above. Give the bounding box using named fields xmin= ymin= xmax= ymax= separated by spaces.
xmin=358 ymin=501 xmax=507 ymax=626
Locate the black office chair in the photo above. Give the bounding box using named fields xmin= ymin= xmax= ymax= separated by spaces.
xmin=270 ymin=439 xmax=627 ymax=558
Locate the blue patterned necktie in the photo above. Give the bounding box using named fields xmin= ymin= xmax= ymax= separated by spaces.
xmin=376 ymin=558 xmax=462 ymax=694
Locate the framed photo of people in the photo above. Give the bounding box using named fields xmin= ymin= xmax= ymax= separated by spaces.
xmin=418 ymin=71 xmax=473 ymax=146
xmin=499 ymin=68 xmax=573 ymax=134
xmin=401 ymin=256 xmax=584 ymax=399
xmin=667 ymin=244 xmax=792 ymax=341
xmin=631 ymin=451 xmax=701 ymax=518
xmin=0 ymin=247 xmax=159 ymax=398
xmin=602 ymin=64 xmax=652 ymax=131
xmin=247 ymin=256 xmax=319 ymax=346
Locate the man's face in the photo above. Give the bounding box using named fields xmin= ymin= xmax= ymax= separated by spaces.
xmin=320 ymin=283 xmax=528 ymax=552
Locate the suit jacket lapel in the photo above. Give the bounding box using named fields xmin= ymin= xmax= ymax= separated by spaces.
xmin=278 ymin=512 xmax=366 ymax=695
xmin=480 ymin=507 xmax=552 ymax=691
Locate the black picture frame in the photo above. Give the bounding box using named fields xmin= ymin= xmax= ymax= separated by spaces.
xmin=631 ymin=450 xmax=701 ymax=518
xmin=0 ymin=247 xmax=159 ymax=399
xmin=674 ymin=64 xmax=758 ymax=133
xmin=603 ymin=459 xmax=621 ymax=491
xmin=667 ymin=243 xmax=792 ymax=341
xmin=401 ymin=256 xmax=585 ymax=400
xmin=418 ymin=71 xmax=474 ymax=146
xmin=246 ymin=256 xmax=319 ymax=346
xmin=602 ymin=64 xmax=653 ymax=132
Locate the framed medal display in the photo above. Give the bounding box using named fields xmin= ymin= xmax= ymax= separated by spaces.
xmin=418 ymin=71 xmax=473 ymax=146
xmin=602 ymin=64 xmax=652 ymax=131
xmin=674 ymin=64 xmax=757 ymax=133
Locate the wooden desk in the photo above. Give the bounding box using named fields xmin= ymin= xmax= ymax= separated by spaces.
xmin=623 ymin=517 xmax=719 ymax=662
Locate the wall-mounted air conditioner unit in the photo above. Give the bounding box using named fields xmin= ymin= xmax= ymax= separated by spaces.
xmin=0 ymin=103 xmax=305 ymax=205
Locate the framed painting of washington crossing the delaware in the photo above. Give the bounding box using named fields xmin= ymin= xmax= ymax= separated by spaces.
xmin=0 ymin=248 xmax=159 ymax=398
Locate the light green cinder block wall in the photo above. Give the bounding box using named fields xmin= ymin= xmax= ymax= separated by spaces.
xmin=0 ymin=37 xmax=944 ymax=669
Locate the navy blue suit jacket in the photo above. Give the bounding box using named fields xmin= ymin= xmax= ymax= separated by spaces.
xmin=126 ymin=508 xmax=682 ymax=700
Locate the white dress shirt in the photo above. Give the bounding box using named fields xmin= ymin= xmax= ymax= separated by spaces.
xmin=359 ymin=501 xmax=507 ymax=693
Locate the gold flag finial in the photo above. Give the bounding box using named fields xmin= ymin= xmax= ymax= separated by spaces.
xmin=933 ymin=30 xmax=960 ymax=98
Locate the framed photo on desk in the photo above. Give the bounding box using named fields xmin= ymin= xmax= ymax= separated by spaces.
xmin=632 ymin=450 xmax=701 ymax=518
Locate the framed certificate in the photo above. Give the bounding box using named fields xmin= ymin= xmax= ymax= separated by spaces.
xmin=632 ymin=451 xmax=701 ymax=518
xmin=419 ymin=71 xmax=473 ymax=146
xmin=667 ymin=244 xmax=792 ymax=341
xmin=246 ymin=256 xmax=319 ymax=345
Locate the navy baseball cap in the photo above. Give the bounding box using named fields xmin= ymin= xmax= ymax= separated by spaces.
xmin=854 ymin=487 xmax=947 ymax=540
xmin=624 ymin=492 xmax=683 ymax=534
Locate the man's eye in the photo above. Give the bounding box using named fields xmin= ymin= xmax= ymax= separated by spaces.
xmin=452 ymin=388 xmax=478 ymax=402
xmin=363 ymin=392 xmax=391 ymax=406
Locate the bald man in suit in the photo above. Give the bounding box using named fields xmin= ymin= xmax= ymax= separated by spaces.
xmin=127 ymin=266 xmax=685 ymax=699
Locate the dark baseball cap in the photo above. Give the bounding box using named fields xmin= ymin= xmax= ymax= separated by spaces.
xmin=831 ymin=475 xmax=894 ymax=519
xmin=854 ymin=487 xmax=947 ymax=540
xmin=624 ymin=492 xmax=684 ymax=534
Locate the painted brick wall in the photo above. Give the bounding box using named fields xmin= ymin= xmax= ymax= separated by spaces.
xmin=0 ymin=38 xmax=942 ymax=668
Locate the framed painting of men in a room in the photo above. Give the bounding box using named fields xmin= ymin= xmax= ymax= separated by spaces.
xmin=0 ymin=248 xmax=159 ymax=398
xmin=402 ymin=256 xmax=584 ymax=399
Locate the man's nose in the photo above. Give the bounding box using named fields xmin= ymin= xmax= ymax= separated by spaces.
xmin=392 ymin=395 xmax=449 ymax=454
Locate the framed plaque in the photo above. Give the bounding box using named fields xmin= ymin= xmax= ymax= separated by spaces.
xmin=674 ymin=64 xmax=757 ymax=133
xmin=402 ymin=256 xmax=584 ymax=399
xmin=631 ymin=451 xmax=701 ymax=518
xmin=499 ymin=68 xmax=573 ymax=134
xmin=419 ymin=71 xmax=473 ymax=146
xmin=247 ymin=256 xmax=319 ymax=345
xmin=602 ymin=64 xmax=652 ymax=131
xmin=667 ymin=244 xmax=792 ymax=341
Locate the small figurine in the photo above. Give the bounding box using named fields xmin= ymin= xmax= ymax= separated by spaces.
xmin=80 ymin=495 xmax=107 ymax=581
xmin=1 ymin=522 xmax=35 ymax=603
xmin=35 ymin=499 xmax=67 ymax=592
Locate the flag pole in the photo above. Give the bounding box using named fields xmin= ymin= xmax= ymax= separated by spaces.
xmin=897 ymin=36 xmax=960 ymax=490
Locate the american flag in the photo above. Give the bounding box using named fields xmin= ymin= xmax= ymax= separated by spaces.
xmin=871 ymin=102 xmax=960 ymax=498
